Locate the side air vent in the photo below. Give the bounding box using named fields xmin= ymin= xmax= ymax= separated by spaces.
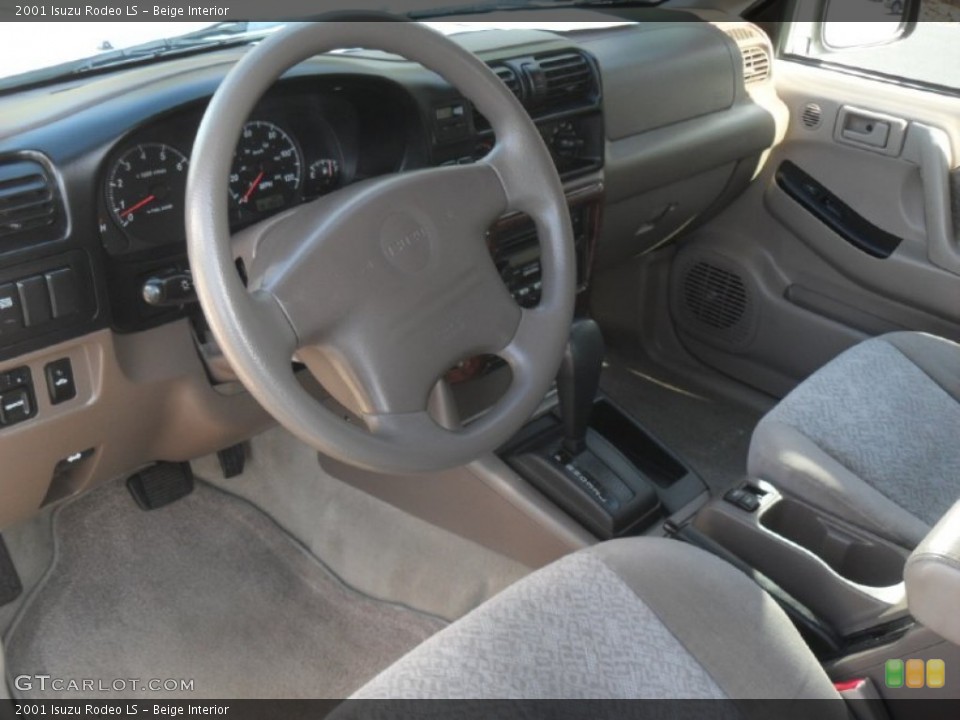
xmin=0 ymin=157 xmax=65 ymax=245
xmin=672 ymin=251 xmax=758 ymax=350
xmin=741 ymin=45 xmax=771 ymax=84
xmin=535 ymin=51 xmax=595 ymax=106
xmin=801 ymin=102 xmax=823 ymax=129
xmin=718 ymin=22 xmax=773 ymax=86
xmin=726 ymin=27 xmax=758 ymax=43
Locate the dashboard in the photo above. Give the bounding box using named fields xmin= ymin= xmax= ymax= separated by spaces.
xmin=0 ymin=15 xmax=784 ymax=529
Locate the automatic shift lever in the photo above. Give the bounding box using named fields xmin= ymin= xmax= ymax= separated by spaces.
xmin=556 ymin=318 xmax=605 ymax=459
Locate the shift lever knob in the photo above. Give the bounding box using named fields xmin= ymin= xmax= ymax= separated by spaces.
xmin=556 ymin=318 xmax=605 ymax=458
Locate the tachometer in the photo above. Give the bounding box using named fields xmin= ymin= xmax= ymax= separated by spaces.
xmin=106 ymin=143 xmax=189 ymax=245
xmin=229 ymin=120 xmax=302 ymax=225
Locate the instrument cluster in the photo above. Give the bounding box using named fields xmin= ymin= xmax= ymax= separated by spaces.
xmin=98 ymin=85 xmax=363 ymax=256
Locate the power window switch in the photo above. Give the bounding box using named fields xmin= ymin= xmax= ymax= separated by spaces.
xmin=45 ymin=358 xmax=76 ymax=405
xmin=17 ymin=276 xmax=52 ymax=327
xmin=0 ymin=388 xmax=33 ymax=425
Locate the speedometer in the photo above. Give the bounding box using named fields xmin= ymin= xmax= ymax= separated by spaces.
xmin=229 ymin=120 xmax=302 ymax=225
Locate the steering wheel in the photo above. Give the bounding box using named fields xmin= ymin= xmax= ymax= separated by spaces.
xmin=185 ymin=21 xmax=576 ymax=473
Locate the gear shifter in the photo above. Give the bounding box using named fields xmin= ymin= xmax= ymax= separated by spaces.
xmin=556 ymin=318 xmax=605 ymax=459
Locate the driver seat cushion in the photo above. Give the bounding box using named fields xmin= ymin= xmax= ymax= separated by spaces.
xmin=749 ymin=331 xmax=960 ymax=550
xmin=350 ymin=538 xmax=843 ymax=703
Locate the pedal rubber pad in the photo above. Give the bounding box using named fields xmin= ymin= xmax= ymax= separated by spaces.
xmin=216 ymin=443 xmax=246 ymax=479
xmin=0 ymin=534 xmax=22 ymax=606
xmin=127 ymin=462 xmax=194 ymax=511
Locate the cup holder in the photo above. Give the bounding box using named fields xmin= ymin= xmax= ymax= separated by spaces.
xmin=760 ymin=498 xmax=906 ymax=587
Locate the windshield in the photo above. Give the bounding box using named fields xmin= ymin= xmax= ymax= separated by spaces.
xmin=0 ymin=17 xmax=633 ymax=90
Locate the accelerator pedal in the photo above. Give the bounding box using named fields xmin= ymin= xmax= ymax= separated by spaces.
xmin=127 ymin=462 xmax=194 ymax=511
xmin=217 ymin=443 xmax=246 ymax=479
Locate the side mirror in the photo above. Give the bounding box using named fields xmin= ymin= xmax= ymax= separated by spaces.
xmin=821 ymin=0 xmax=919 ymax=50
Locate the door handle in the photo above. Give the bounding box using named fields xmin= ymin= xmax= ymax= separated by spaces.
xmin=835 ymin=106 xmax=907 ymax=156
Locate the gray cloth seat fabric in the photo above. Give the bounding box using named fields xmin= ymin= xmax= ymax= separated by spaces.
xmin=351 ymin=538 xmax=843 ymax=704
xmin=749 ymin=331 xmax=960 ymax=549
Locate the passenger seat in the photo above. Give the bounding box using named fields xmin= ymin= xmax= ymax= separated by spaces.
xmin=748 ymin=332 xmax=960 ymax=550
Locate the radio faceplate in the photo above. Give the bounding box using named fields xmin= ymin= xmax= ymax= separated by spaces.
xmin=488 ymin=184 xmax=603 ymax=308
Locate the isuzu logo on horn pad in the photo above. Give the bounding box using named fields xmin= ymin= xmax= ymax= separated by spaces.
xmin=380 ymin=213 xmax=431 ymax=273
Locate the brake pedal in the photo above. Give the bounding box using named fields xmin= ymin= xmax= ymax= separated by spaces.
xmin=127 ymin=462 xmax=194 ymax=511
xmin=217 ymin=443 xmax=246 ymax=479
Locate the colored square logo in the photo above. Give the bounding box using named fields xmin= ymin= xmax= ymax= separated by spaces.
xmin=927 ymin=659 xmax=946 ymax=689
xmin=906 ymin=659 xmax=925 ymax=688
xmin=885 ymin=659 xmax=904 ymax=688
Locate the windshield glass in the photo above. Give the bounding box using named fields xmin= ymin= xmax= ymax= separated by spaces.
xmin=0 ymin=18 xmax=632 ymax=89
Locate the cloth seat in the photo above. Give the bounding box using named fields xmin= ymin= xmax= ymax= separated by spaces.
xmin=351 ymin=538 xmax=843 ymax=706
xmin=749 ymin=331 xmax=960 ymax=549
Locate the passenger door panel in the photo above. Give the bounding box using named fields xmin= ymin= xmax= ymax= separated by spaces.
xmin=668 ymin=58 xmax=960 ymax=397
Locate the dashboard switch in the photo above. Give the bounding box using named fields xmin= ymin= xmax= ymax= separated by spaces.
xmin=0 ymin=366 xmax=31 ymax=391
xmin=16 ymin=276 xmax=52 ymax=327
xmin=0 ymin=283 xmax=24 ymax=337
xmin=45 ymin=358 xmax=76 ymax=405
xmin=0 ymin=388 xmax=33 ymax=426
xmin=45 ymin=268 xmax=80 ymax=319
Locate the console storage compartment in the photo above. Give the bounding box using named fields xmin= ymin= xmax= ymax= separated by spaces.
xmin=760 ymin=498 xmax=906 ymax=588
xmin=694 ymin=483 xmax=910 ymax=636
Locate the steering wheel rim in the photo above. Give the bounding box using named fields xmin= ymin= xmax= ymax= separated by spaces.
xmin=186 ymin=21 xmax=576 ymax=473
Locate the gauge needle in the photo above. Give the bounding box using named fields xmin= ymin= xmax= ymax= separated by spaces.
xmin=242 ymin=171 xmax=265 ymax=204
xmin=120 ymin=194 xmax=156 ymax=218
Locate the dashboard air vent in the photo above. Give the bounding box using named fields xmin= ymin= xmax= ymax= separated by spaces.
xmin=0 ymin=157 xmax=64 ymax=244
xmin=536 ymin=51 xmax=595 ymax=105
xmin=801 ymin=102 xmax=823 ymax=129
xmin=492 ymin=64 xmax=522 ymax=100
xmin=741 ymin=45 xmax=771 ymax=84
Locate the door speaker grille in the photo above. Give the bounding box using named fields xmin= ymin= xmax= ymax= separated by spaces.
xmin=673 ymin=252 xmax=758 ymax=349
xmin=683 ymin=262 xmax=747 ymax=330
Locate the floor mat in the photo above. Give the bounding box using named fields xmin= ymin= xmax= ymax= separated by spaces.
xmin=5 ymin=480 xmax=445 ymax=700
xmin=601 ymin=356 xmax=763 ymax=496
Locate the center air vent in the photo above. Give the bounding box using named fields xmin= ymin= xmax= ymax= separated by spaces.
xmin=534 ymin=51 xmax=595 ymax=106
xmin=0 ymin=156 xmax=65 ymax=245
xmin=492 ymin=64 xmax=522 ymax=100
xmin=741 ymin=46 xmax=771 ymax=84
xmin=474 ymin=50 xmax=599 ymax=130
